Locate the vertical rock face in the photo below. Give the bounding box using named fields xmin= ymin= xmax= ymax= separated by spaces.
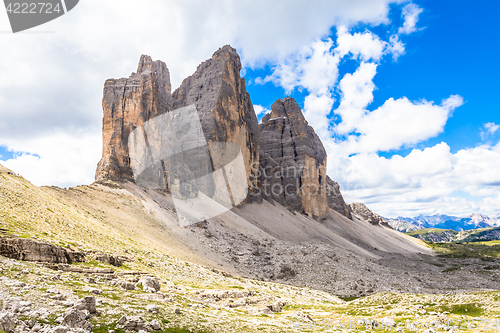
xmin=348 ymin=202 xmax=392 ymax=228
xmin=326 ymin=176 xmax=352 ymax=219
xmin=258 ymin=97 xmax=328 ymax=217
xmin=95 ymin=55 xmax=172 ymax=181
xmin=96 ymin=46 xmax=259 ymax=204
xmin=171 ymin=45 xmax=260 ymax=197
xmin=95 ymin=46 xmax=353 ymax=218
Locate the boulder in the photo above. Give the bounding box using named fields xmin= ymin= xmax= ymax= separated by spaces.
xmin=73 ymin=296 xmax=96 ymax=314
xmin=117 ymin=316 xmax=146 ymax=332
xmin=146 ymin=304 xmax=159 ymax=314
xmin=0 ymin=312 xmax=16 ymax=333
xmin=150 ymin=319 xmax=161 ymax=331
xmin=137 ymin=276 xmax=160 ymax=293
xmin=61 ymin=309 xmax=93 ymax=332
xmin=92 ymin=253 xmax=125 ymax=267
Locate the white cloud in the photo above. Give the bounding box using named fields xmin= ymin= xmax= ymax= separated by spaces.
xmin=1 ymin=131 xmax=101 ymax=188
xmin=335 ymin=26 xmax=387 ymax=61
xmin=253 ymin=105 xmax=271 ymax=117
xmin=340 ymin=95 xmax=463 ymax=154
xmin=334 ymin=62 xmax=378 ymax=135
xmin=329 ymin=142 xmax=500 ymax=218
xmin=481 ymin=122 xmax=500 ymax=140
xmin=398 ymin=3 xmax=423 ymax=35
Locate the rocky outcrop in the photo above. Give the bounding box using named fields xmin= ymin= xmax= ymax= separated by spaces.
xmin=95 ymin=55 xmax=172 ymax=181
xmin=96 ymin=46 xmax=259 ymax=204
xmin=0 ymin=237 xmax=85 ymax=264
xmin=172 ymin=45 xmax=260 ymax=197
xmin=258 ymin=97 xmax=328 ymax=217
xmin=326 ymin=176 xmax=352 ymax=219
xmin=95 ymin=46 xmax=355 ymax=217
xmin=348 ymin=203 xmax=391 ymax=228
xmin=91 ymin=253 xmax=128 ymax=267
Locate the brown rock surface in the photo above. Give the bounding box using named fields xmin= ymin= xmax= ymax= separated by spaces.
xmin=171 ymin=45 xmax=260 ymax=198
xmin=95 ymin=55 xmax=172 ymax=181
xmin=96 ymin=46 xmax=259 ymax=204
xmin=258 ymin=97 xmax=328 ymax=217
xmin=0 ymin=237 xmax=85 ymax=263
xmin=348 ymin=202 xmax=392 ymax=228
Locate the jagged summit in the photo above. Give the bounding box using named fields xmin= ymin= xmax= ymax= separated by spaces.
xmin=94 ymin=46 xmax=353 ymax=219
xmin=95 ymin=55 xmax=172 ymax=181
xmin=258 ymin=98 xmax=328 ymax=218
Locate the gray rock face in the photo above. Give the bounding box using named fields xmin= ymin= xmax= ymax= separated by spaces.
xmin=61 ymin=309 xmax=93 ymax=332
xmin=92 ymin=253 xmax=126 ymax=267
xmin=137 ymin=276 xmax=160 ymax=293
xmin=117 ymin=316 xmax=146 ymax=332
xmin=348 ymin=202 xmax=391 ymax=228
xmin=0 ymin=312 xmax=16 ymax=333
xmin=96 ymin=55 xmax=172 ymax=181
xmin=325 ymin=176 xmax=352 ymax=219
xmin=258 ymin=97 xmax=328 ymax=217
xmin=0 ymin=238 xmax=84 ymax=264
xmin=73 ymin=296 xmax=96 ymax=314
xmin=172 ymin=45 xmax=260 ymax=199
xmin=96 ymin=46 xmax=260 ymax=205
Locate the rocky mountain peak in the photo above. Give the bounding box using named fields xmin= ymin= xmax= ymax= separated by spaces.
xmin=258 ymin=97 xmax=328 ymax=218
xmin=95 ymin=55 xmax=173 ymax=181
xmin=349 ymin=202 xmax=391 ymax=228
xmin=95 ymin=46 xmax=353 ymax=219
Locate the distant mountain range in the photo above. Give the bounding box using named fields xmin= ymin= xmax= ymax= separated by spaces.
xmin=386 ymin=213 xmax=500 ymax=232
xmin=406 ymin=227 xmax=500 ymax=243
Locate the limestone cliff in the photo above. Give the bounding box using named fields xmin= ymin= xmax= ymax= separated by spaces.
xmin=96 ymin=46 xmax=259 ymax=204
xmin=171 ymin=45 xmax=260 ymax=198
xmin=95 ymin=47 xmax=354 ymax=217
xmin=258 ymin=97 xmax=328 ymax=218
xmin=95 ymin=55 xmax=172 ymax=181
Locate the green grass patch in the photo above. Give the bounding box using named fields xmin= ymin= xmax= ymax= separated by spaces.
xmin=406 ymin=228 xmax=456 ymax=236
xmin=338 ymin=295 xmax=362 ymax=302
xmin=441 ymin=303 xmax=484 ymax=316
xmin=427 ymin=242 xmax=500 ymax=259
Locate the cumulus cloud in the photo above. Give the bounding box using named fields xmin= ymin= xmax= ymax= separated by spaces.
xmin=339 ymin=95 xmax=463 ymax=154
xmin=330 ymin=142 xmax=500 ymax=218
xmin=481 ymin=122 xmax=500 ymax=140
xmin=398 ymin=3 xmax=423 ymax=35
xmin=253 ymin=105 xmax=271 ymax=118
xmin=335 ymin=26 xmax=387 ymax=61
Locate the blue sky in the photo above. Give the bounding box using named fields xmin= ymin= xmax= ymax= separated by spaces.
xmin=1 ymin=0 xmax=499 ymax=218
xmin=246 ymin=0 xmax=500 ymax=154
